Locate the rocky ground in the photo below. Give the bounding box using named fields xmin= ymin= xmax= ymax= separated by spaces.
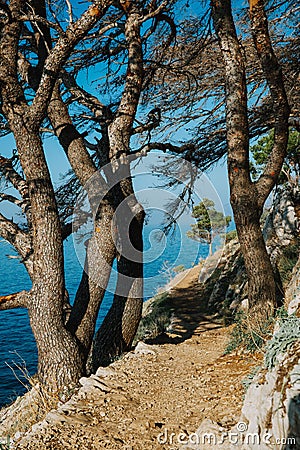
xmin=2 ymin=185 xmax=299 ymax=449
xmin=0 ymin=263 xmax=262 ymax=450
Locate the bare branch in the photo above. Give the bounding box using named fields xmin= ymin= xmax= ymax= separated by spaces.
xmin=61 ymin=71 xmax=112 ymax=123
xmin=132 ymin=107 xmax=161 ymax=135
xmin=0 ymin=193 xmax=19 ymax=203
xmin=0 ymin=193 xmax=28 ymax=211
xmin=19 ymin=12 xmax=64 ymax=35
xmin=0 ymin=290 xmax=29 ymax=310
xmin=142 ymin=0 xmax=175 ymax=22
xmin=29 ymin=0 xmax=114 ymax=125
xmin=0 ymin=158 xmax=27 ymax=197
xmin=65 ymin=0 xmax=73 ymax=24
xmin=0 ymin=213 xmax=33 ymax=274
xmin=129 ymin=141 xmax=195 ymax=160
xmin=0 ymin=156 xmax=31 ymax=220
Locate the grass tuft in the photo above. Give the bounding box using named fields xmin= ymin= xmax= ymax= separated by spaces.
xmin=133 ymin=292 xmax=173 ymax=344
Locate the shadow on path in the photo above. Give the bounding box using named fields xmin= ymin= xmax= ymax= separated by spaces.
xmin=146 ymin=268 xmax=224 ymax=345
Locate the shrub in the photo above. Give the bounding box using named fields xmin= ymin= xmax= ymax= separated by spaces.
xmin=265 ymin=315 xmax=300 ymax=369
xmin=225 ymin=229 xmax=238 ymax=243
xmin=0 ymin=436 xmax=10 ymax=450
xmin=133 ymin=293 xmax=173 ymax=344
xmin=242 ymin=365 xmax=262 ymax=392
xmin=277 ymin=239 xmax=300 ymax=288
xmin=225 ymin=311 xmax=274 ymax=354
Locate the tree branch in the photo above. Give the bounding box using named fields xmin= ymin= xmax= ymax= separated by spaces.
xmin=250 ymin=0 xmax=290 ymax=207
xmin=108 ymin=5 xmax=144 ymax=158
xmin=48 ymin=82 xmax=109 ymax=190
xmin=0 ymin=213 xmax=33 ymax=276
xmin=26 ymin=1 xmax=110 ymax=212
xmin=0 ymin=193 xmax=28 ymax=210
xmin=0 ymin=156 xmax=28 ymax=199
xmin=0 ymin=290 xmax=29 ymax=310
xmin=19 ymin=13 xmax=64 ymax=35
xmin=61 ymin=71 xmax=112 ymax=123
xmin=211 ymin=0 xmax=250 ymax=193
xmin=23 ymin=1 xmax=106 ymax=190
xmin=29 ymin=0 xmax=114 ymax=126
xmin=142 ymin=0 xmax=174 ymax=22
xmin=0 ymin=155 xmax=31 ymax=222
xmin=129 ymin=141 xmax=195 ymax=160
xmin=132 ymin=107 xmax=161 ymax=135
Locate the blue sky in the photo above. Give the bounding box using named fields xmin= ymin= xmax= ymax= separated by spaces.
xmin=0 ymin=0 xmax=232 ymax=224
xmin=0 ymin=128 xmax=232 ymax=223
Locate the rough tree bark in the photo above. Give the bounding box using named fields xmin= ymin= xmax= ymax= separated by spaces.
xmin=0 ymin=0 xmax=167 ymax=397
xmin=92 ymin=5 xmax=145 ymax=368
xmin=211 ymin=0 xmax=290 ymax=322
xmin=46 ymin=5 xmax=146 ymax=367
xmin=17 ymin=14 xmax=118 ymax=360
xmin=92 ymin=188 xmax=144 ymax=368
xmin=47 ymin=83 xmax=117 ymax=359
xmin=5 ymin=115 xmax=84 ymax=392
xmin=0 ymin=0 xmax=113 ymax=393
xmin=0 ymin=0 xmax=177 ymax=395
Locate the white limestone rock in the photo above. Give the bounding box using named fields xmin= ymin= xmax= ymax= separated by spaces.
xmin=134 ymin=341 xmax=156 ymax=355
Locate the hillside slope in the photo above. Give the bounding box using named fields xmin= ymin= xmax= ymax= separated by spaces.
xmin=4 ymin=261 xmax=261 ymax=450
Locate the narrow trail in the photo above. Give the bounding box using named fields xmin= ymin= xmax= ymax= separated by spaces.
xmin=14 ymin=264 xmax=261 ymax=450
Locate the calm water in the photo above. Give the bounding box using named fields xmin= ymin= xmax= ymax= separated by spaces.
xmin=0 ymin=220 xmax=205 ymax=407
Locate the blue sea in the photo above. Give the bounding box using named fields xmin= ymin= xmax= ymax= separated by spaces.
xmin=0 ymin=219 xmax=206 ymax=408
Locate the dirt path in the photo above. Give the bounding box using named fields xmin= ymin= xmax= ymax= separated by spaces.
xmin=14 ymin=265 xmax=261 ymax=450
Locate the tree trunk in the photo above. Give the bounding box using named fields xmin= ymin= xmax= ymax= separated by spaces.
xmin=211 ymin=0 xmax=289 ymax=325
xmin=67 ymin=201 xmax=116 ymax=359
xmin=48 ymin=84 xmax=118 ymax=363
xmin=13 ymin=126 xmax=84 ymax=393
xmin=0 ymin=4 xmax=86 ymax=394
xmin=231 ymin=188 xmax=276 ymax=319
xmin=91 ymin=6 xmax=145 ymax=370
xmin=92 ymin=196 xmax=144 ymax=370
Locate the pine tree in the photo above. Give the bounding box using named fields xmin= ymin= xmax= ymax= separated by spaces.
xmin=187 ymin=199 xmax=231 ymax=255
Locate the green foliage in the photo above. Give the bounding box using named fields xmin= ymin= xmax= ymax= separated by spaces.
xmin=187 ymin=198 xmax=231 ymax=254
xmin=133 ymin=293 xmax=173 ymax=344
xmin=250 ymin=129 xmax=300 ymax=182
xmin=277 ymin=239 xmax=300 ymax=287
xmin=172 ymin=264 xmax=186 ymax=274
xmin=225 ymin=229 xmax=238 ymax=243
xmin=0 ymin=436 xmax=10 ymax=450
xmin=225 ymin=311 xmax=274 ymax=354
xmin=226 ymin=306 xmax=293 ymax=356
xmin=275 ymin=305 xmax=289 ymax=320
xmin=265 ymin=315 xmax=300 ymax=370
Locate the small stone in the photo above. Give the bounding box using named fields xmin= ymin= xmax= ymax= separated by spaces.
xmin=79 ymin=376 xmax=111 ymax=392
xmin=96 ymin=367 xmax=115 ymax=378
xmin=134 ymin=342 xmax=156 ymax=355
xmin=46 ymin=411 xmax=67 ymax=424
